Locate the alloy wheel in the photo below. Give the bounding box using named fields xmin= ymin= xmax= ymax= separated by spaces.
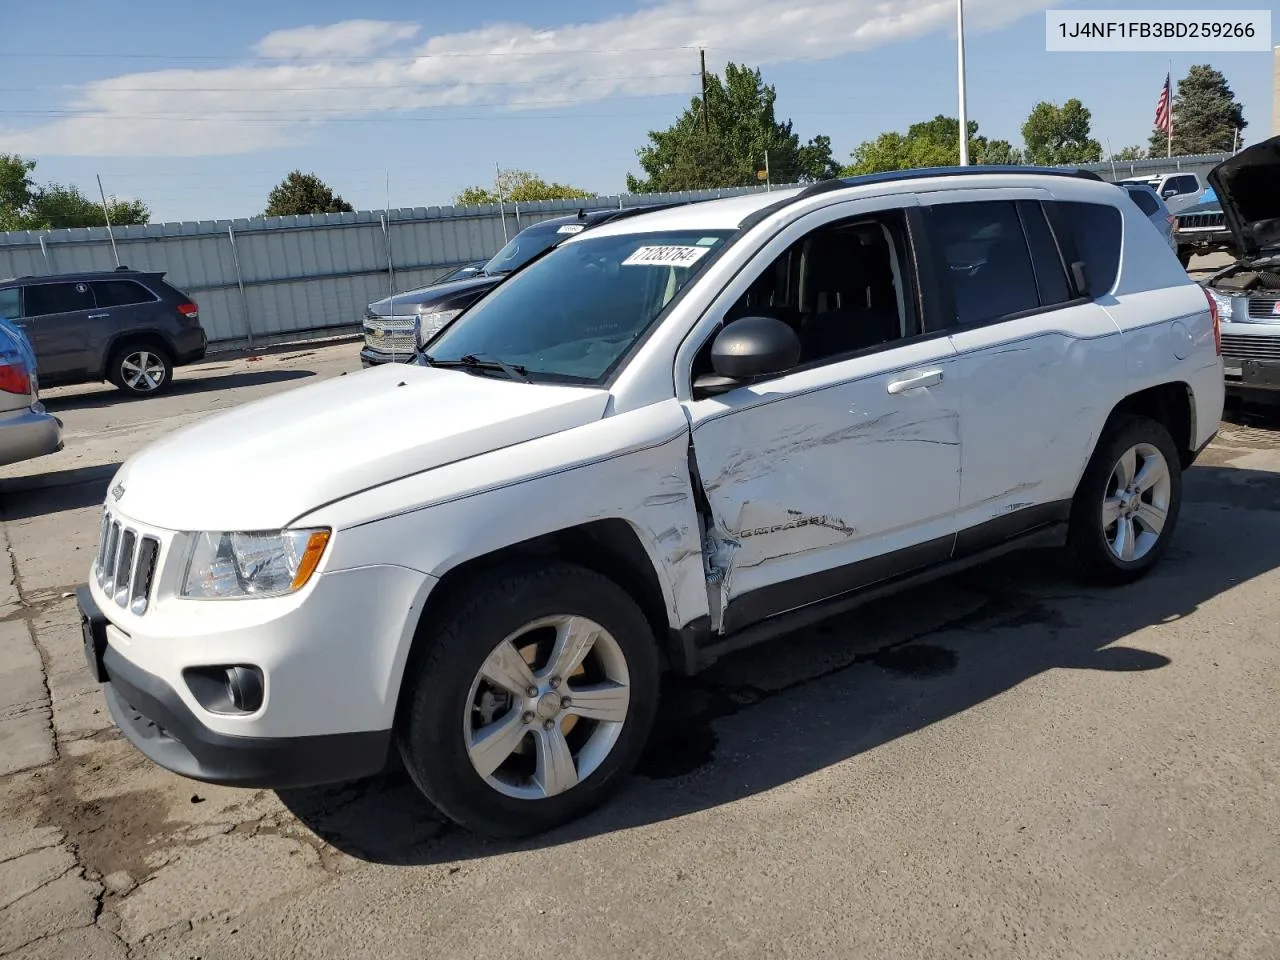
xmin=463 ymin=615 xmax=631 ymax=800
xmin=1102 ymin=441 xmax=1172 ymax=562
xmin=120 ymin=351 xmax=167 ymax=392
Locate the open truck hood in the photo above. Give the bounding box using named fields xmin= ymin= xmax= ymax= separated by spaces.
xmin=1207 ymin=135 xmax=1280 ymax=260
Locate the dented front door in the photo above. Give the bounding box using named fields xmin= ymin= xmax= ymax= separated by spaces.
xmin=685 ymin=338 xmax=964 ymax=634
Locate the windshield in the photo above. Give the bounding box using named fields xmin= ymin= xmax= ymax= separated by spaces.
xmin=481 ymin=221 xmax=582 ymax=275
xmin=427 ymin=229 xmax=733 ymax=383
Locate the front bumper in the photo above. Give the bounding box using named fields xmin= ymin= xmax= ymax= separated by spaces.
xmin=1223 ymin=358 xmax=1280 ymax=394
xmin=78 ymin=584 xmax=391 ymax=788
xmin=0 ymin=403 xmax=63 ymax=467
xmin=359 ymin=346 xmax=416 ymax=367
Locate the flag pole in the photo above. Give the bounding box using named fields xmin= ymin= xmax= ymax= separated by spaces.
xmin=1167 ymin=61 xmax=1173 ymax=158
xmin=957 ymin=0 xmax=970 ymax=166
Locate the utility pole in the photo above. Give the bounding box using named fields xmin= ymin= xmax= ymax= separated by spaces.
xmin=956 ymin=0 xmax=970 ymax=166
xmin=494 ymin=161 xmax=508 ymax=243
xmin=764 ymin=150 xmax=771 ymax=191
xmin=700 ymin=49 xmax=710 ymax=134
xmin=95 ymin=174 xmax=120 ymax=267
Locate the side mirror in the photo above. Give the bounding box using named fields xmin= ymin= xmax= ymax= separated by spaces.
xmin=693 ymin=315 xmax=801 ymax=398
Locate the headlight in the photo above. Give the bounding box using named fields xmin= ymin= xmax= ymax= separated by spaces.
xmin=1208 ymin=289 xmax=1235 ymax=321
xmin=180 ymin=529 xmax=330 ymax=600
xmin=415 ymin=309 xmax=461 ymax=347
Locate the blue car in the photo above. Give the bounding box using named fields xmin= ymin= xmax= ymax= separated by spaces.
xmin=0 ymin=314 xmax=63 ymax=467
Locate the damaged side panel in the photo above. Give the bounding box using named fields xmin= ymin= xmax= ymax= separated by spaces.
xmin=683 ymin=344 xmax=965 ymax=632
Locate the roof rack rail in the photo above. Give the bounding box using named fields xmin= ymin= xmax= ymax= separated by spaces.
xmin=740 ymin=165 xmax=1106 ymax=229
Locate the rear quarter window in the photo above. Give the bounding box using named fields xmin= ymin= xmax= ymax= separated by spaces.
xmin=1053 ymin=201 xmax=1122 ymax=297
xmin=91 ymin=280 xmax=158 ymax=307
xmin=0 ymin=286 xmax=19 ymax=321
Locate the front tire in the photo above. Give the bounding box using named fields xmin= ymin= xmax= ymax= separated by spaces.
xmin=108 ymin=342 xmax=173 ymax=396
xmin=396 ymin=562 xmax=660 ymax=839
xmin=1066 ymin=415 xmax=1182 ymax=585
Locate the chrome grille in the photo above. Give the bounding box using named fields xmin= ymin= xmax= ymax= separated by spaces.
xmin=1177 ymin=213 xmax=1224 ymax=230
xmin=1246 ymin=298 xmax=1280 ymax=320
xmin=95 ymin=510 xmax=161 ymax=615
xmin=363 ymin=316 xmax=417 ymax=356
xmin=1221 ymin=334 xmax=1280 ymax=362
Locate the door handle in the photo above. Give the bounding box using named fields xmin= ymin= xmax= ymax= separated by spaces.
xmin=887 ymin=369 xmax=944 ymax=394
xmin=87 ymin=312 xmax=110 ymax=320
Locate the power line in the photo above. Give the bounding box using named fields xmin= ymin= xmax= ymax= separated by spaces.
xmin=1 ymin=108 xmax=686 ymax=124
xmin=0 ymin=72 xmax=699 ymax=94
xmin=0 ymin=44 xmax=704 ymax=62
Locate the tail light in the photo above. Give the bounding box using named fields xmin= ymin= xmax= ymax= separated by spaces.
xmin=0 ymin=361 xmax=32 ymax=396
xmin=1167 ymin=215 xmax=1176 ymax=228
xmin=1203 ymin=287 xmax=1222 ymax=356
xmin=176 ymin=302 xmax=199 ymax=320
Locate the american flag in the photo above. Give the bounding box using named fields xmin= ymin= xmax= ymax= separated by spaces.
xmin=1154 ymin=73 xmax=1173 ymax=137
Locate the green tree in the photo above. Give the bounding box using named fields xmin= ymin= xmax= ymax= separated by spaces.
xmin=1148 ymin=65 xmax=1246 ymax=155
xmin=455 ymin=169 xmax=594 ymax=205
xmin=0 ymin=155 xmax=151 ymax=231
xmin=1021 ymin=99 xmax=1102 ymax=165
xmin=627 ymin=62 xmax=838 ymax=192
xmin=0 ymin=154 xmax=38 ymax=231
xmin=1110 ymin=145 xmax=1146 ymax=161
xmin=264 ymin=171 xmax=354 ymax=216
xmin=21 ymin=184 xmax=150 ymax=230
xmin=979 ymin=139 xmax=1023 ymax=166
xmin=843 ymin=116 xmax=1016 ymax=174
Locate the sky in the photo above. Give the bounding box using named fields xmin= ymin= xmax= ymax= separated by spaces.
xmin=2 ymin=0 xmax=1277 ymax=223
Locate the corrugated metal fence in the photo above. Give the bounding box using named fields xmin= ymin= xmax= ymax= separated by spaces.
xmin=0 ymin=153 xmax=1229 ymax=347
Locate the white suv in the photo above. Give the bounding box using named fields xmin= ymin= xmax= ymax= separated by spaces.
xmin=78 ymin=167 xmax=1224 ymax=838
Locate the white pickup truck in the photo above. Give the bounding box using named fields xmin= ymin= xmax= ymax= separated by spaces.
xmin=78 ymin=166 xmax=1224 ymax=838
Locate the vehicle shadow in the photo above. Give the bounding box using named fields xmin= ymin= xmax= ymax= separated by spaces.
xmin=277 ymin=464 xmax=1280 ymax=866
xmin=0 ymin=463 xmax=121 ymax=520
xmin=40 ymin=369 xmax=315 ymax=412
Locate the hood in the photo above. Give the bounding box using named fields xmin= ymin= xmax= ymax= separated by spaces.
xmin=1208 ymin=135 xmax=1280 ymax=259
xmin=111 ymin=363 xmax=610 ymax=531
xmin=1175 ymin=199 xmax=1222 ymax=218
xmin=369 ymin=275 xmax=500 ymax=316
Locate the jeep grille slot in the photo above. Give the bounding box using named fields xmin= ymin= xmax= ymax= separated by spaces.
xmin=94 ymin=511 xmax=161 ymax=615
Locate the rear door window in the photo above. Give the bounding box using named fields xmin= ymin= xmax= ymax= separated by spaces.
xmin=91 ymin=280 xmax=157 ymax=307
xmin=1050 ymin=201 xmax=1123 ymax=297
xmin=929 ymin=200 xmax=1041 ymax=325
xmin=23 ymin=282 xmax=95 ymax=318
xmin=1126 ymin=189 xmax=1160 ymax=217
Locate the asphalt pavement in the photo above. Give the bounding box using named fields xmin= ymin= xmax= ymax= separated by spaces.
xmin=2 ymin=316 xmax=1279 ymax=959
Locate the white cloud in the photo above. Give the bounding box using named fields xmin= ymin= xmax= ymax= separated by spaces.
xmin=0 ymin=0 xmax=1055 ymax=158
xmin=254 ymin=19 xmax=421 ymax=58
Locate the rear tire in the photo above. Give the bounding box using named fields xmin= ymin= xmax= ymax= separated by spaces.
xmin=108 ymin=342 xmax=173 ymax=397
xmin=396 ymin=561 xmax=660 ymax=839
xmin=1066 ymin=415 xmax=1182 ymax=585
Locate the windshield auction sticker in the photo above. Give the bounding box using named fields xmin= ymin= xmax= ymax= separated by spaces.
xmin=1045 ymin=10 xmax=1271 ymax=50
xmin=622 ymin=245 xmax=711 ymax=267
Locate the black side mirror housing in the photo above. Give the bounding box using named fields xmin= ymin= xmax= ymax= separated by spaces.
xmin=693 ymin=315 xmax=802 ymax=398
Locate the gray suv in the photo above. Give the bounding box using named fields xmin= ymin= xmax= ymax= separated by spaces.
xmin=0 ymin=268 xmax=207 ymax=397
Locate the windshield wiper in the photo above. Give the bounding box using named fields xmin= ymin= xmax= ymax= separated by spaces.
xmin=422 ymin=353 xmax=529 ymax=383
